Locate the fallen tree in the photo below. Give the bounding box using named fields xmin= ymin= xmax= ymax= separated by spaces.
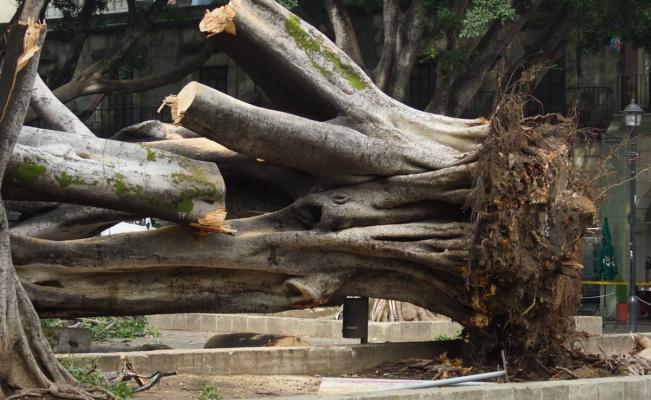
xmin=2 ymin=0 xmax=595 ymax=396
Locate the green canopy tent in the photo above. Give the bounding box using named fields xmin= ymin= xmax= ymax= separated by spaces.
xmin=598 ymin=217 xmax=618 ymax=281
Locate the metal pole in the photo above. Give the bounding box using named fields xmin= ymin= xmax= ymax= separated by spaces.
xmin=372 ymin=370 xmax=507 ymax=392
xmin=629 ymin=124 xmax=639 ymax=333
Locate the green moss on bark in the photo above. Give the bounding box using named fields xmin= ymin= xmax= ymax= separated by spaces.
xmin=144 ymin=146 xmax=157 ymax=161
xmin=284 ymin=15 xmax=367 ymax=90
xmin=11 ymin=160 xmax=46 ymax=184
xmin=55 ymin=172 xmax=88 ymax=188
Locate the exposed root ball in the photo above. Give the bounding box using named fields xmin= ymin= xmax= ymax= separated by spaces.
xmin=467 ymin=93 xmax=595 ymax=368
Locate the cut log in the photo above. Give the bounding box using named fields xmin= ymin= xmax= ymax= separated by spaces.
xmin=7 ymin=126 xmax=227 ymax=226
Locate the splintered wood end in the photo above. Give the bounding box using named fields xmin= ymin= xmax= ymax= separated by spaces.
xmin=191 ymin=208 xmax=236 ymax=234
xmin=17 ymin=20 xmax=45 ymax=72
xmin=199 ymin=5 xmax=237 ymax=37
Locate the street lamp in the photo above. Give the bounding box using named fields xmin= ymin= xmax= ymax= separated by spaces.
xmin=624 ymin=100 xmax=643 ymax=333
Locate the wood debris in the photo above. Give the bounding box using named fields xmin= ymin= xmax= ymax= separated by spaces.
xmin=199 ymin=4 xmax=237 ymax=37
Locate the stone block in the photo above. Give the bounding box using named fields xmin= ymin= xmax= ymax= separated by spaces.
xmin=231 ymin=315 xmax=248 ymax=333
xmin=568 ymin=379 xmax=599 ymax=400
xmin=573 ymin=316 xmax=602 ymax=336
xmin=280 ymin=318 xmax=300 ymax=336
xmin=384 ymin=323 xmax=403 ymax=342
xmin=597 ymin=379 xmax=624 ymax=399
xmin=445 ymin=387 xmax=484 ymax=400
xmin=304 ymin=347 xmax=330 ymax=375
xmin=170 ymin=314 xmax=187 ymax=330
xmin=246 ymin=316 xmax=269 ymax=334
xmin=330 ymin=320 xmax=343 ymax=339
xmin=186 ymin=314 xmax=201 ymax=331
xmin=202 ymin=350 xmax=232 ymax=374
xmin=200 ymin=314 xmax=217 ymax=332
xmin=273 ymin=348 xmax=308 ymax=375
xmin=327 ymin=346 xmax=355 ymax=375
xmin=253 ymin=348 xmax=281 ymax=375
xmin=147 ymin=351 xmax=178 ymax=372
xmin=229 ymin=349 xmax=258 ymax=374
xmin=482 ymin=386 xmax=516 ymax=400
xmin=511 ymin=382 xmax=547 ymax=400
xmin=400 ymin=322 xmax=430 ymax=341
xmin=215 ymin=314 xmax=234 ymax=333
xmin=368 ymin=323 xmax=387 ymax=343
xmin=350 ymin=345 xmax=384 ymax=373
xmin=148 ymin=314 xmax=170 ymax=330
xmin=59 ymin=353 xmax=121 ymax=372
xmin=623 ymin=376 xmax=649 ymax=399
xmin=122 ymin=353 xmax=149 ymax=374
xmin=541 ymin=381 xmax=569 ymax=400
xmin=312 ymin=320 xmax=336 ymax=339
xmin=298 ymin=320 xmax=319 ymax=338
xmin=174 ymin=351 xmax=198 ymax=374
xmin=266 ymin=317 xmax=286 ymax=335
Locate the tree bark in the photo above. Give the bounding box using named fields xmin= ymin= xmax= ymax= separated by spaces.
xmin=0 ymin=7 xmax=86 ymax=397
xmin=4 ymin=0 xmax=594 ymax=374
xmin=30 ymin=74 xmax=93 ymax=136
xmin=8 ymin=126 xmax=227 ymax=226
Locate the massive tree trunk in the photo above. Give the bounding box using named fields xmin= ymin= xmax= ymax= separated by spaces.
xmin=4 ymin=0 xmax=594 ymax=383
xmin=0 ymin=6 xmax=107 ymax=398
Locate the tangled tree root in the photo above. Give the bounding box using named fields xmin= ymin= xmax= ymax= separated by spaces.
xmin=5 ymin=384 xmax=115 ymax=400
xmin=465 ymin=91 xmax=596 ymax=372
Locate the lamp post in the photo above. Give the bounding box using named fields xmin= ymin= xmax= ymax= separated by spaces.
xmin=624 ymin=100 xmax=643 ymax=333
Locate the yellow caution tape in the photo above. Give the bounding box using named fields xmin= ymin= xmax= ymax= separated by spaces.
xmin=582 ymin=280 xmax=651 ymax=286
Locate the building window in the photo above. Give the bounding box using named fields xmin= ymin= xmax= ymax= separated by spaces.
xmin=409 ymin=60 xmax=436 ymax=111
xmin=200 ymin=66 xmax=228 ymax=93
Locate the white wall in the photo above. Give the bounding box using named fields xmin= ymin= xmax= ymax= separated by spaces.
xmin=0 ymin=0 xmax=18 ymax=23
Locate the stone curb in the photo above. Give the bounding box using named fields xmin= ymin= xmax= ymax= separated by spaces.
xmin=57 ymin=341 xmax=460 ymax=376
xmin=259 ymin=375 xmax=651 ymax=400
xmin=147 ymin=314 xmax=602 ymax=341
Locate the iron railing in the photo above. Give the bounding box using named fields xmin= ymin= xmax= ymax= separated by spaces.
xmin=464 ymin=86 xmax=617 ymax=126
xmin=566 ymin=86 xmax=615 ymax=125
xmin=617 ymin=74 xmax=650 ymax=111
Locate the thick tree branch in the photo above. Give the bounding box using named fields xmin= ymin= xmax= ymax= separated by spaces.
xmin=30 ymin=74 xmax=94 ymax=136
xmin=50 ymin=40 xmax=214 ymax=105
xmin=372 ymin=0 xmax=401 ymax=91
xmin=76 ymin=0 xmax=169 ymax=81
xmin=324 ymin=0 xmax=365 ymax=69
xmin=389 ymin=0 xmax=426 ymax=101
xmin=48 ymin=0 xmax=97 ymax=87
xmin=445 ymin=0 xmax=534 ymax=116
xmin=9 ymin=126 xmax=227 ymax=226
xmin=10 ymin=204 xmax=133 ymax=240
xmin=166 ymin=82 xmax=463 ymax=178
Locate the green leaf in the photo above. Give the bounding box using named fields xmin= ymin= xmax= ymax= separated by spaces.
xmin=460 ymin=0 xmax=516 ymax=38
